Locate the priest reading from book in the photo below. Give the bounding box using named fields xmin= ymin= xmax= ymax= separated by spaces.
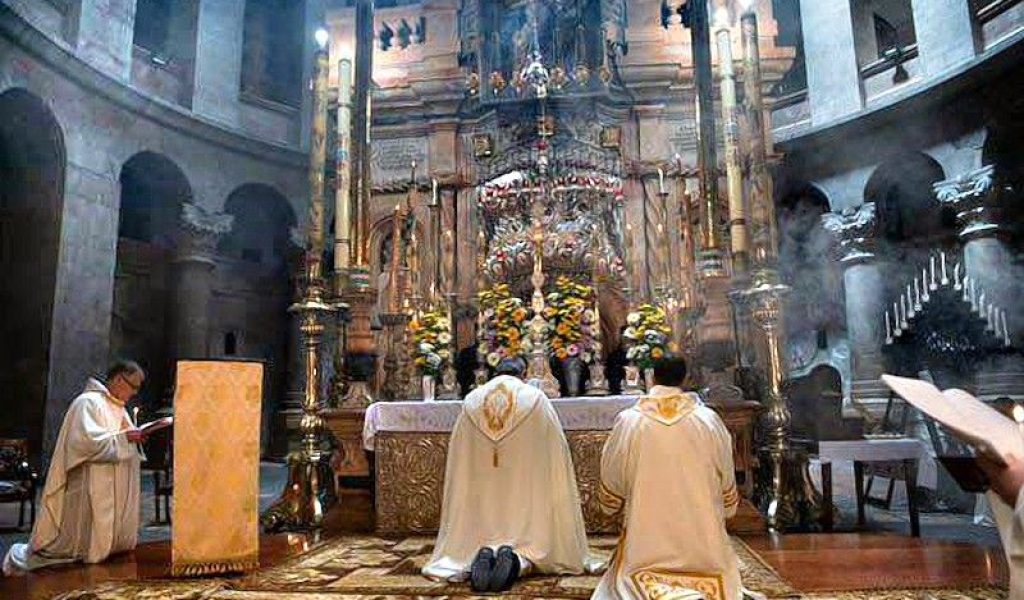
xmin=4 ymin=360 xmax=171 ymax=575
xmin=422 ymin=357 xmax=601 ymax=592
xmin=882 ymin=374 xmax=1024 ymax=599
xmin=593 ymin=354 xmax=745 ymax=600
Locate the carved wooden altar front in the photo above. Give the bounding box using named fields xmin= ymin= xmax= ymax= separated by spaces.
xmin=326 ymin=400 xmax=763 ymax=535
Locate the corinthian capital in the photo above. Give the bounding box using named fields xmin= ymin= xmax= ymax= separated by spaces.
xmin=821 ymin=202 xmax=877 ymax=264
xmin=933 ymin=165 xmax=1006 ymax=240
xmin=177 ymin=202 xmax=233 ymax=260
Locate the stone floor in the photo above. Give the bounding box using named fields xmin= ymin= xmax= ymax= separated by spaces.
xmin=0 ymin=460 xmax=1001 ymax=555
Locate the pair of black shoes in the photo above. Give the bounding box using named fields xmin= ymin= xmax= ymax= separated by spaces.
xmin=469 ymin=545 xmax=521 ymax=593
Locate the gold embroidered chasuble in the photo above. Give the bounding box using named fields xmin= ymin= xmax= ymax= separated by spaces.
xmin=593 ymin=386 xmax=743 ymax=600
xmin=423 ymin=375 xmax=599 ymax=581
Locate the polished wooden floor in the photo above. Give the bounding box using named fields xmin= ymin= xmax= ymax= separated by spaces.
xmin=0 ymin=533 xmax=1008 ymax=599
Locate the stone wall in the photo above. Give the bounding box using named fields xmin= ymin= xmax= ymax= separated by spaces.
xmin=0 ymin=3 xmax=307 ymax=459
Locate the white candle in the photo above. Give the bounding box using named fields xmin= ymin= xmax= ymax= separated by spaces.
xmin=940 ymin=251 xmax=948 ymax=284
xmin=906 ymin=285 xmax=915 ymax=318
xmin=657 ymin=168 xmax=665 ymax=195
xmin=893 ymin=301 xmax=902 ymax=334
xmin=133 ymin=407 xmax=139 ymax=426
xmin=929 ymin=256 xmax=937 ymax=290
xmin=885 ymin=311 xmax=892 ymax=343
xmin=921 ymin=268 xmax=930 ymax=302
xmin=962 ymin=276 xmax=970 ymax=302
xmin=953 ymin=262 xmax=961 ymax=290
xmin=1002 ymin=310 xmax=1011 ymax=345
xmin=987 ymin=303 xmax=996 ymax=331
xmin=900 ymin=295 xmax=908 ymax=327
xmin=431 ymin=178 xmax=439 ymax=206
xmin=970 ymin=280 xmax=977 ymax=308
xmin=914 ymin=277 xmax=922 ymax=310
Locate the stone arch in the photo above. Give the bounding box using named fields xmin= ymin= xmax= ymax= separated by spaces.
xmin=0 ymin=88 xmax=66 ymax=456
xmin=218 ymin=183 xmax=297 ymax=455
xmin=778 ymin=183 xmax=843 ymax=365
xmin=109 ymin=152 xmax=193 ymax=410
xmin=864 ymin=152 xmax=946 ymax=242
xmin=220 ymin=183 xmax=297 ymax=271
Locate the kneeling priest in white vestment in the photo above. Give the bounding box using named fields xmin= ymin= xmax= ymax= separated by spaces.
xmin=593 ymin=355 xmax=743 ymax=600
xmin=423 ymin=358 xmax=597 ymax=592
xmin=4 ymin=361 xmax=147 ymax=574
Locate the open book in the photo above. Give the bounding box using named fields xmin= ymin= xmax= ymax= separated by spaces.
xmin=102 ymin=416 xmax=174 ymax=439
xmin=882 ymin=374 xmax=1024 ymax=481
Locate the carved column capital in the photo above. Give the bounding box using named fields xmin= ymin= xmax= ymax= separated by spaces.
xmin=176 ymin=202 xmax=233 ymax=262
xmin=821 ymin=202 xmax=877 ymax=265
xmin=933 ymin=165 xmax=1008 ymax=240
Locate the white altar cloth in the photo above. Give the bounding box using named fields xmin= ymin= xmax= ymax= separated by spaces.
xmin=362 ymin=396 xmax=637 ymax=451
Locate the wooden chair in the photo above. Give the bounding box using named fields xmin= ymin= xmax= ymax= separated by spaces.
xmin=0 ymin=439 xmax=38 ymax=530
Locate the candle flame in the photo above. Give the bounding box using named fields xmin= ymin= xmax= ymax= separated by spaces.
xmin=1014 ymin=404 xmax=1024 ymax=425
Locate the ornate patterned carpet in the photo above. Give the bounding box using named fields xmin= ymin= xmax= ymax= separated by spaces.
xmin=49 ymin=535 xmax=1006 ymax=600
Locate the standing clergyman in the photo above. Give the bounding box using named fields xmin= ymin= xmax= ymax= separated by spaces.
xmin=4 ymin=361 xmax=148 ymax=574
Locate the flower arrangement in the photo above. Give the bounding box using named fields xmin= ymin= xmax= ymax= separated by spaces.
xmin=544 ymin=276 xmax=599 ymax=363
xmin=623 ymin=304 xmax=672 ymax=368
xmin=409 ymin=309 xmax=452 ymax=378
xmin=477 ymin=284 xmax=531 ymax=368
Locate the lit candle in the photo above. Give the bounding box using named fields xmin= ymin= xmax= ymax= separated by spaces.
xmin=906 ymin=285 xmax=915 ymax=318
xmin=962 ymin=276 xmax=970 ymax=302
xmin=133 ymin=407 xmax=139 ymax=426
xmin=969 ymin=279 xmax=977 ymax=308
xmin=893 ymin=301 xmax=902 ymax=334
xmin=913 ymin=278 xmax=922 ymax=310
xmin=657 ymin=168 xmax=665 ymax=195
xmin=885 ymin=311 xmax=892 ymax=344
xmin=921 ymin=268 xmax=930 ymax=302
xmin=953 ymin=262 xmax=961 ymax=290
xmin=900 ymin=295 xmax=908 ymax=328
xmin=987 ymin=303 xmax=996 ymax=332
xmin=431 ymin=178 xmax=439 ymax=207
xmin=929 ymin=255 xmax=937 ymax=290
xmin=940 ymin=251 xmax=948 ymax=284
xmin=1002 ymin=310 xmax=1011 ymax=345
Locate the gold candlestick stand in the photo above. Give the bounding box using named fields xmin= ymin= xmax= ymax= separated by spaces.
xmin=380 ymin=312 xmax=411 ymax=400
xmin=438 ymin=292 xmax=460 ymax=399
xmin=261 ymin=259 xmax=336 ymax=531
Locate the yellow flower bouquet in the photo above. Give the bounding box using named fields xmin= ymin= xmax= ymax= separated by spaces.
xmin=623 ymin=303 xmax=671 ymax=369
xmin=477 ymin=284 xmax=530 ymax=368
xmin=544 ymin=276 xmax=600 ymax=364
xmin=410 ymin=309 xmax=452 ymax=378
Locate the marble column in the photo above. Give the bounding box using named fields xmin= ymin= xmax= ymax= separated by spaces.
xmin=822 ymin=203 xmax=885 ymax=401
xmin=171 ymin=203 xmax=233 ymax=360
xmin=935 ymin=165 xmax=1015 ymax=312
xmin=798 ymin=0 xmax=862 ymax=125
xmin=910 ymin=0 xmax=977 ymax=77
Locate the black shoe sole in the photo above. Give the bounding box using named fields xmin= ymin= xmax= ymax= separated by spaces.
xmin=489 ymin=547 xmax=520 ymax=592
xmin=470 ymin=549 xmax=495 ymax=593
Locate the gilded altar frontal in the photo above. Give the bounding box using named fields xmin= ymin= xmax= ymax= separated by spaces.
xmin=0 ymin=0 xmax=1023 ymax=598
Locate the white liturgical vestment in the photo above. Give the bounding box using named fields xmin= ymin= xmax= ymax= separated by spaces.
xmin=423 ymin=375 xmax=594 ymax=580
xmin=593 ymin=386 xmax=742 ymax=600
xmin=989 ymin=488 xmax=1024 ymax=599
xmin=4 ymin=379 xmax=141 ymax=573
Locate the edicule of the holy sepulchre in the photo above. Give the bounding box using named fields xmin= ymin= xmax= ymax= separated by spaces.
xmin=1 ymin=0 xmax=1024 ymax=598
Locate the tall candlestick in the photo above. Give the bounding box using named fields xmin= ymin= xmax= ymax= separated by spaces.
xmin=940 ymin=251 xmax=948 ymax=284
xmin=387 ymin=205 xmax=403 ymax=313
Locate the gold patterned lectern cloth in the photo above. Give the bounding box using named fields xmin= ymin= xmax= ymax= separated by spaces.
xmin=172 ymin=360 xmax=264 ymax=576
